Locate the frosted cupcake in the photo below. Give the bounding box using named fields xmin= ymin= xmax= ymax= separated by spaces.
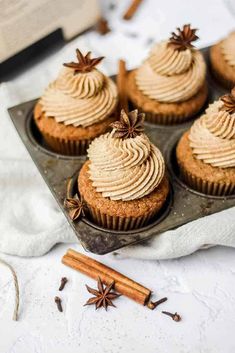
xmin=34 ymin=49 xmax=118 ymax=155
xmin=176 ymin=89 xmax=235 ymax=196
xmin=78 ymin=109 xmax=169 ymax=231
xmin=210 ymin=31 xmax=235 ymax=89
xmin=128 ymin=24 xmax=207 ymax=124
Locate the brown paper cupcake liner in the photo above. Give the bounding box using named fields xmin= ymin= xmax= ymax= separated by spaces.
xmin=42 ymin=131 xmax=92 ymax=156
xmin=142 ymin=110 xmax=190 ymax=125
xmin=180 ymin=166 xmax=235 ymax=197
xmin=130 ymin=101 xmax=200 ymax=125
xmin=85 ymin=203 xmax=157 ymax=231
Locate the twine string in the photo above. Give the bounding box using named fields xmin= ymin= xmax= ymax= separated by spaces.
xmin=0 ymin=258 xmax=19 ymax=321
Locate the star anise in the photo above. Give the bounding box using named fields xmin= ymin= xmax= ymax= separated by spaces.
xmin=63 ymin=49 xmax=104 ymax=74
xmin=168 ymin=24 xmax=199 ymax=51
xmin=110 ymin=109 xmax=145 ymax=139
xmin=84 ymin=277 xmax=121 ymax=310
xmin=220 ymin=88 xmax=235 ymax=114
xmin=64 ymin=194 xmax=85 ymax=221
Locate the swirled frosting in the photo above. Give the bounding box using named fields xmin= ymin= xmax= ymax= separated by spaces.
xmin=87 ymin=132 xmax=165 ymax=201
xmin=221 ymin=31 xmax=235 ymax=67
xmin=189 ymin=100 xmax=235 ymax=168
xmin=136 ymin=41 xmax=206 ymax=103
xmin=41 ymin=67 xmax=118 ymax=127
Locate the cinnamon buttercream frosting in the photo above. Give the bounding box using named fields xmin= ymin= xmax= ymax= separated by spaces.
xmin=41 ymin=67 xmax=118 ymax=127
xmin=189 ymin=100 xmax=235 ymax=168
xmin=87 ymin=132 xmax=165 ymax=201
xmin=221 ymin=31 xmax=235 ymax=68
xmin=136 ymin=41 xmax=206 ymax=103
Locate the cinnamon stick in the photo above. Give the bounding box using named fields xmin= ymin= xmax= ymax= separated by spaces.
xmin=123 ymin=0 xmax=143 ymax=20
xmin=62 ymin=249 xmax=151 ymax=305
xmin=67 ymin=249 xmax=150 ymax=296
xmin=117 ymin=59 xmax=128 ymax=114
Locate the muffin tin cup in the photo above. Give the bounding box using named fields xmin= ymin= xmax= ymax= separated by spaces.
xmin=179 ymin=165 xmax=235 ymax=197
xmin=7 ymin=46 xmax=235 ymax=255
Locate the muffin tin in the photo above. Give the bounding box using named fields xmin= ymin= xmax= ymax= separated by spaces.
xmin=8 ymin=46 xmax=235 ymax=255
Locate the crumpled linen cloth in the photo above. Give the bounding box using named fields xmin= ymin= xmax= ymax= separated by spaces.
xmin=0 ymin=0 xmax=235 ymax=259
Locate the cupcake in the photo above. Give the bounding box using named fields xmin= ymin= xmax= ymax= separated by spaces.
xmin=210 ymin=31 xmax=235 ymax=89
xmin=78 ymin=109 xmax=170 ymax=231
xmin=176 ymin=89 xmax=235 ymax=196
xmin=34 ymin=49 xmax=118 ymax=155
xmin=128 ymin=24 xmax=207 ymax=125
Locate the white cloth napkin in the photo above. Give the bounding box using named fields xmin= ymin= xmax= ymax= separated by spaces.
xmin=1 ymin=0 xmax=235 ymax=259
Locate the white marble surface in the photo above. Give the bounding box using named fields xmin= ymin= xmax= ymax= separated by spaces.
xmin=1 ymin=0 xmax=235 ymax=352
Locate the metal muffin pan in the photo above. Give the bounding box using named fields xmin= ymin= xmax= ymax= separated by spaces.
xmin=8 ymin=46 xmax=235 ymax=255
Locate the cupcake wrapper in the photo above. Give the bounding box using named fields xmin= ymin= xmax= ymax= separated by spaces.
xmin=85 ymin=203 xmax=157 ymax=231
xmin=131 ymin=101 xmax=202 ymax=125
xmin=43 ymin=132 xmax=92 ymax=156
xmin=143 ymin=111 xmax=190 ymax=125
xmin=181 ymin=166 xmax=235 ymax=197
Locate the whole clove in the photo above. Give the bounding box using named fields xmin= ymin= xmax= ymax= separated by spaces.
xmin=59 ymin=277 xmax=68 ymax=291
xmin=109 ymin=3 xmax=116 ymax=10
xmin=55 ymin=296 xmax=63 ymax=312
xmin=96 ymin=17 xmax=111 ymax=35
xmin=162 ymin=311 xmax=181 ymax=322
xmin=147 ymin=297 xmax=168 ymax=310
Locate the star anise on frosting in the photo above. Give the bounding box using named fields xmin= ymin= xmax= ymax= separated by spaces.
xmin=110 ymin=109 xmax=145 ymax=139
xmin=220 ymin=88 xmax=235 ymax=114
xmin=64 ymin=194 xmax=85 ymax=221
xmin=84 ymin=277 xmax=121 ymax=310
xmin=63 ymin=49 xmax=104 ymax=73
xmin=168 ymin=24 xmax=199 ymax=51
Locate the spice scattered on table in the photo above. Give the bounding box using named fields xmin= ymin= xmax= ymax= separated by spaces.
xmin=62 ymin=249 xmax=151 ymax=306
xmin=62 ymin=249 xmax=183 ymax=321
xmin=55 ymin=296 xmax=63 ymax=312
xmin=123 ymin=0 xmax=143 ymax=20
xmin=109 ymin=3 xmax=116 ymax=11
xmin=147 ymin=297 xmax=168 ymax=310
xmin=84 ymin=277 xmax=121 ymax=310
xmin=96 ymin=17 xmax=111 ymax=35
xmin=162 ymin=311 xmax=181 ymax=322
xmin=59 ymin=277 xmax=68 ymax=291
